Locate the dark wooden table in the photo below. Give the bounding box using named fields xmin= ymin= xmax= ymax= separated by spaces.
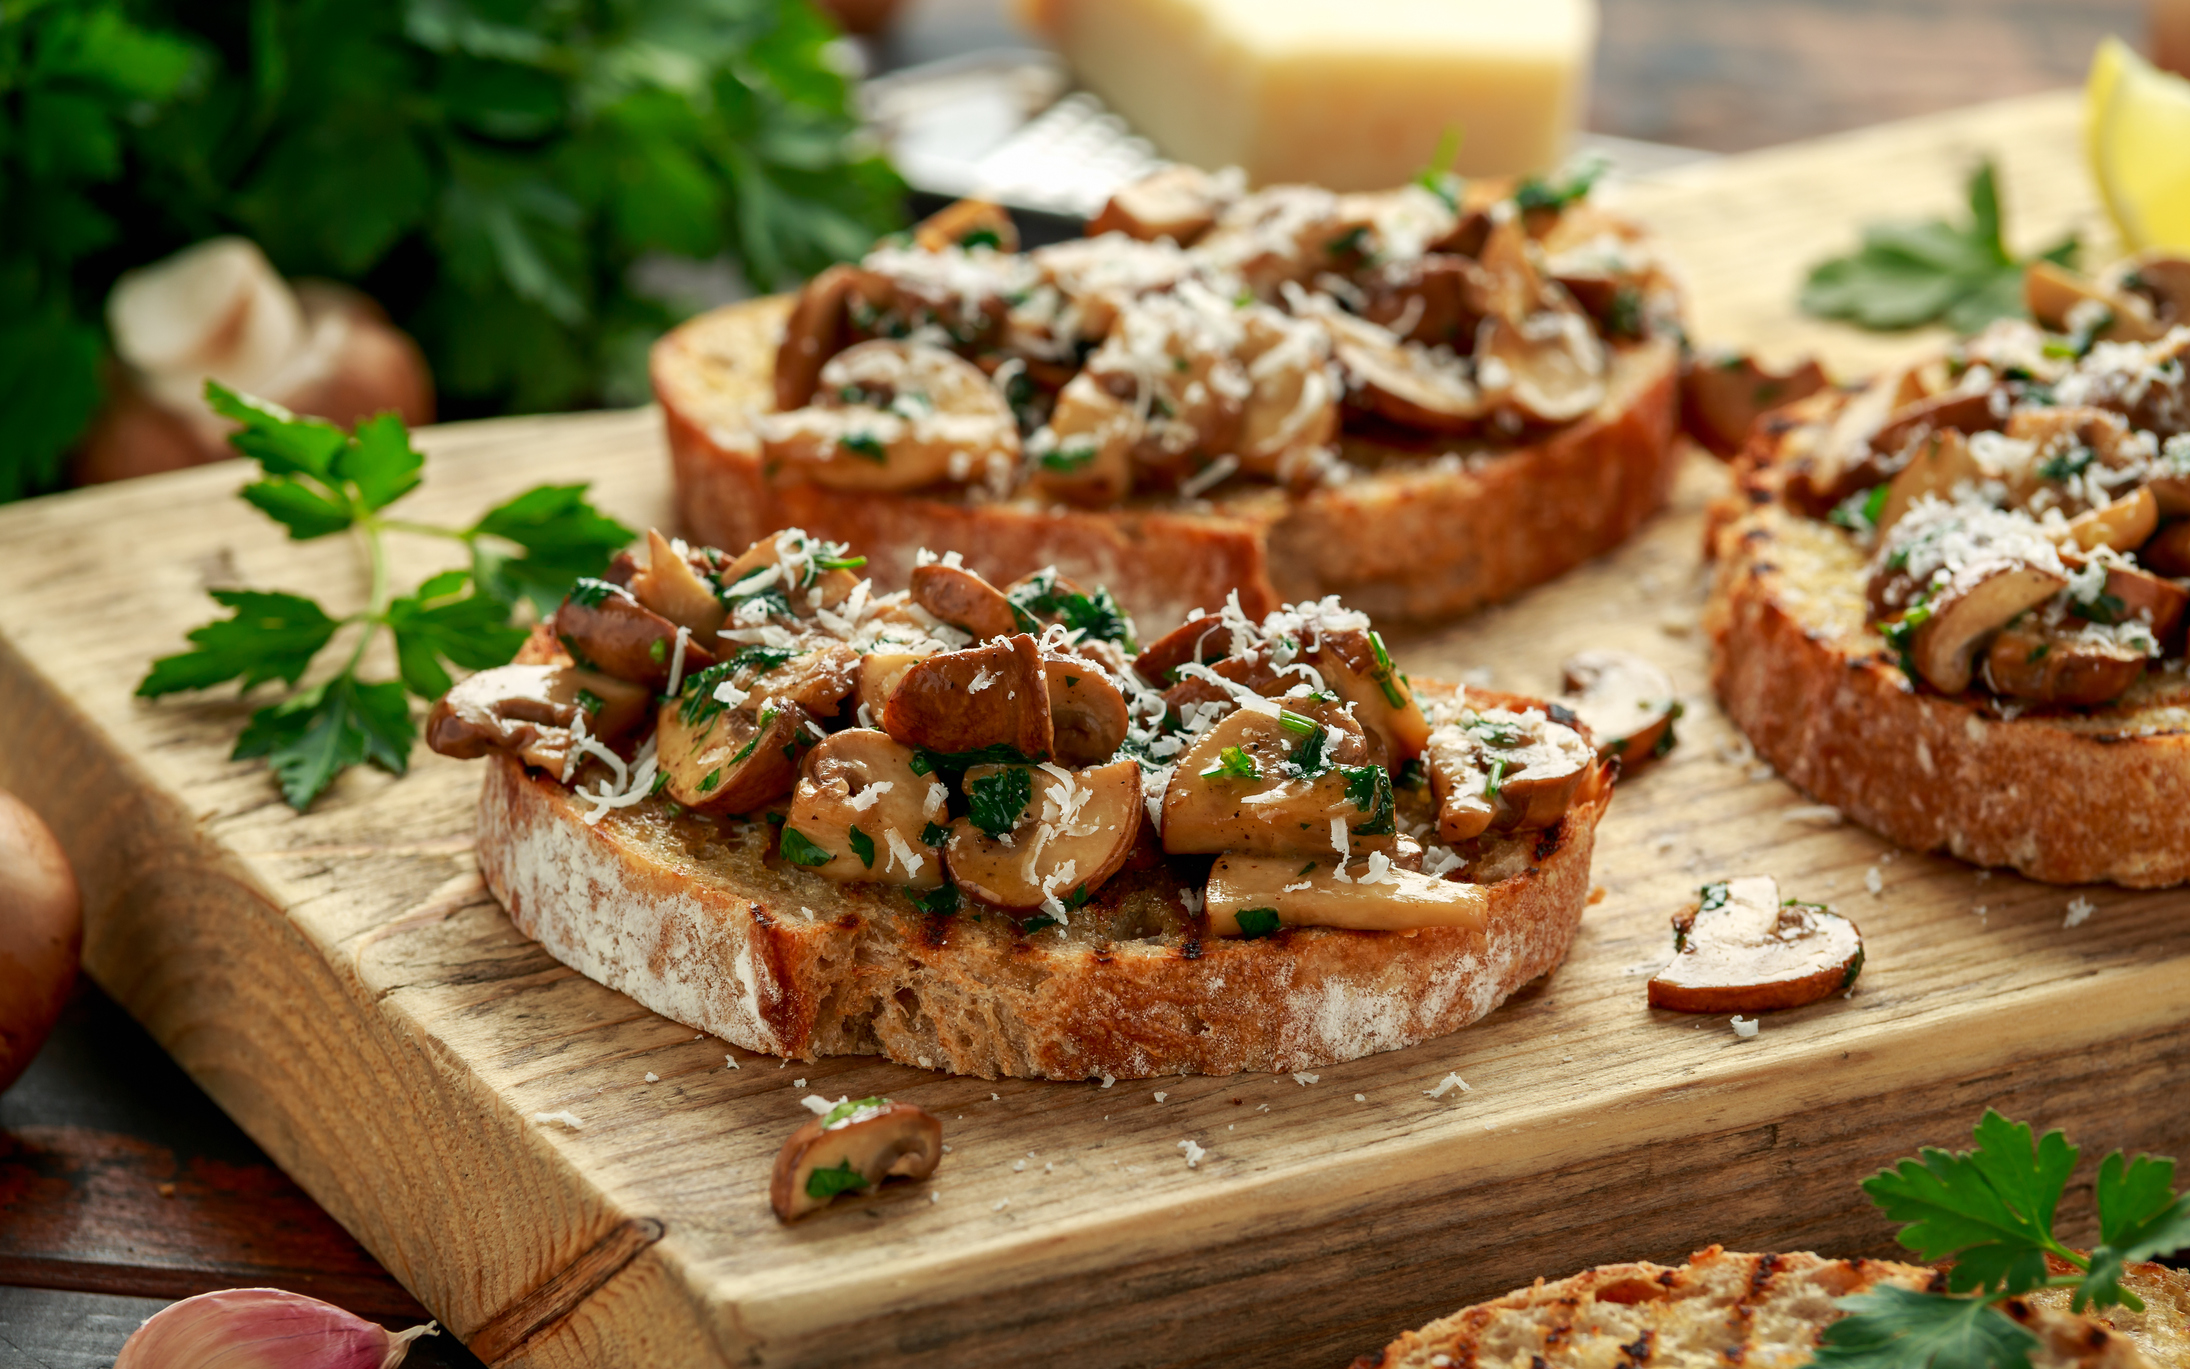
xmin=0 ymin=1 xmax=2164 ymax=1364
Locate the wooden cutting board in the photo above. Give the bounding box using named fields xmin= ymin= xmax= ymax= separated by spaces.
xmin=3 ymin=90 xmax=2184 ymax=1369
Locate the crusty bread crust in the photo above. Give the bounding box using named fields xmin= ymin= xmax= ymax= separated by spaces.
xmin=1354 ymin=1246 xmax=2188 ymax=1369
xmin=652 ymin=297 xmax=1680 ymax=627
xmin=1707 ymin=466 xmax=2190 ymax=888
xmin=474 ymin=681 xmax=1611 ymax=1080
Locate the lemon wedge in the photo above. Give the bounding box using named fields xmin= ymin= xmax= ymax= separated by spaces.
xmin=2087 ymin=36 xmax=2190 ymax=251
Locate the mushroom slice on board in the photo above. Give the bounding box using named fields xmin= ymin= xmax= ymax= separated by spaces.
xmin=771 ymin=1097 xmax=943 ymax=1222
xmin=1203 ymin=853 xmax=1489 ymax=937
xmin=1648 ymin=876 xmax=1864 ymax=1013
xmin=781 ymin=730 xmax=945 ymax=888
xmin=1086 ymin=164 xmax=1234 ymax=246
xmin=554 ymin=578 xmax=716 ymax=692
xmin=654 ymin=695 xmax=809 ymax=814
xmin=1559 ymin=651 xmax=1680 ymax=769
xmin=1162 ymin=702 xmax=1393 ymax=860
xmin=628 ymin=529 xmax=727 ymax=638
xmin=880 ymin=635 xmax=1053 ymax=760
xmin=2148 ymin=521 xmax=2190 ymax=576
xmin=944 ymin=759 xmax=1141 ymax=912
xmin=909 ymin=562 xmax=1022 ymax=642
xmin=1026 ymin=372 xmax=1140 ymax=506
xmin=1044 ymin=658 xmax=1130 ymax=766
xmin=759 ymin=340 xmax=1020 ymax=492
xmin=1424 ymin=706 xmax=1594 ymax=842
xmin=425 ymin=664 xmax=650 ymax=772
xmin=1678 ymin=351 xmax=1830 ymax=459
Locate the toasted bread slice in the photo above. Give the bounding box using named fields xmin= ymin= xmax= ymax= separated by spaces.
xmin=475 ymin=681 xmax=1610 ymax=1080
xmin=1707 ymin=433 xmax=2190 ymax=888
xmin=653 ymin=296 xmax=1679 ymax=628
xmin=1355 ymin=1246 xmax=2190 ymax=1369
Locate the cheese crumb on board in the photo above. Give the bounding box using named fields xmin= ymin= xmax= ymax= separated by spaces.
xmin=644 ymin=1072 xmax=659 ymax=1084
xmin=1154 ymin=1091 xmax=1169 ymax=1102
xmin=1292 ymin=1072 xmax=1320 ymax=1086
xmin=724 ymin=1055 xmax=739 ymax=1070
xmin=1022 ymin=0 xmax=1596 ymax=188
xmin=1179 ymin=1139 xmax=1207 ymax=1168
xmin=1731 ymin=1016 xmax=1760 ymax=1039
xmin=1864 ymin=866 xmax=1884 ymax=895
xmin=1354 ymin=1093 xmax=1367 ymax=1102
xmin=2064 ymin=895 xmax=2096 ymax=928
xmin=532 ymin=1111 xmax=584 ymax=1129
xmin=1424 ymin=1072 xmax=1471 ymax=1099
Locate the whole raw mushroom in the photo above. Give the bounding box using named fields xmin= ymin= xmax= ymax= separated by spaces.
xmin=0 ymin=788 xmax=82 ymax=1096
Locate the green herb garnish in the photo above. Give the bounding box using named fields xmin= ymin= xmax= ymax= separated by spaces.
xmin=1040 ymin=443 xmax=1099 ymax=474
xmin=1514 ymin=154 xmax=1607 ymax=213
xmin=1413 ymin=128 xmax=1464 ymax=211
xmin=847 ymin=825 xmax=876 ymax=869
xmin=1830 ymin=484 xmax=1894 ymax=534
xmin=1234 ymin=907 xmax=1283 ymax=939
xmin=910 ymin=881 xmax=961 ymax=916
xmin=966 ymin=767 xmax=1034 ymax=838
xmin=840 ymin=432 xmax=888 ymax=463
xmin=804 ymin=1159 xmax=871 ymax=1200
xmin=137 ymin=386 xmax=628 ymax=810
xmin=921 ymin=821 xmax=952 ymax=846
xmin=1801 ymin=160 xmax=2078 ymax=334
xmin=1811 ymin=1111 xmax=2189 ymax=1369
xmin=909 ymin=743 xmax=1042 ymax=776
xmin=1020 ymin=913 xmax=1060 ymax=934
xmin=779 ymin=826 xmax=835 ymax=867
xmin=2037 ymin=445 xmax=2097 ymax=483
xmin=1202 ymin=745 xmax=1261 ymax=781
xmin=822 ymin=1096 xmax=889 ymax=1128
xmin=1343 ymin=764 xmax=1396 ymax=836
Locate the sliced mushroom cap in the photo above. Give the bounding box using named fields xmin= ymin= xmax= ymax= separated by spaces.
xmin=855 ymin=649 xmax=926 ymax=721
xmin=628 ymin=529 xmax=728 ymax=638
xmin=1874 ymin=429 xmax=1985 ymax=537
xmin=1233 ymin=307 xmax=1340 ymax=479
xmin=775 ymin=263 xmax=860 ymax=410
xmin=1133 ymin=614 xmax=1231 ymax=686
xmin=555 ymin=578 xmax=716 ymax=691
xmin=782 ymin=730 xmax=945 ymax=888
xmin=1358 ymin=255 xmax=1489 ymax=348
xmin=912 ymin=198 xmax=1018 ymax=254
xmin=2060 ymin=485 xmax=2159 ymax=553
xmin=1087 ymin=165 xmax=1233 ymax=246
xmin=1784 ymin=367 xmax=1928 ymax=515
xmin=1080 ymin=298 xmax=1249 ymax=481
xmin=760 ymin=341 xmax=1020 ymax=493
xmin=1679 ymin=351 xmax=1832 ymax=459
xmin=1026 ymin=371 xmax=1140 ymax=505
xmin=1319 ymin=307 xmax=1485 ymax=434
xmin=425 ymin=664 xmax=650 ymax=771
xmin=2142 ymin=520 xmax=2190 ymax=576
xmin=1477 ymin=307 xmax=1608 ymax=427
xmin=910 ymin=563 xmax=1021 ymax=642
xmin=1158 ymin=652 xmax=1289 ymax=726
xmin=2094 ymin=564 xmax=2190 ymax=646
xmin=2025 ymin=259 xmax=2162 ymax=343
xmin=719 ymin=641 xmax=862 ymax=720
xmin=1424 ymin=706 xmax=1594 ymax=841
xmin=880 ymin=635 xmax=1054 ymax=760
xmin=1982 ymin=622 xmax=2149 ymax=707
xmin=2117 ymin=253 xmax=2190 ymax=329
xmin=1903 ymin=565 xmax=2071 ymax=695
xmin=1870 ymin=387 xmax=2006 ymax=459
xmin=654 ymin=695 xmax=809 ymax=814
xmin=944 ymin=758 xmax=1142 ymax=911
xmin=1647 ymin=876 xmax=1864 ymax=1013
xmin=719 ymin=532 xmax=862 ymax=616
xmin=770 ymin=1098 xmax=942 ymax=1222
xmin=1044 ymin=658 xmax=1129 ymax=765
xmin=1559 ymin=650 xmax=1680 ymax=769
xmin=1161 ymin=702 xmax=1391 ymax=859
xmin=1308 ymin=628 xmax=1431 ymax=765
xmin=1204 ymin=853 xmax=1490 ymax=936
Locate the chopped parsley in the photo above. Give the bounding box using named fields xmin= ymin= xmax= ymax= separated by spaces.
xmin=966 ymin=766 xmax=1034 ymax=838
xmin=1830 ymin=483 xmax=1893 ymax=534
xmin=822 ymin=1096 xmax=889 ymax=1127
xmin=698 ymin=768 xmax=722 ymax=793
xmin=574 ymin=688 xmax=603 ymax=715
xmin=921 ymin=821 xmax=951 ymax=846
xmin=1515 ymin=154 xmax=1607 ymax=213
xmin=1467 ymin=717 xmax=1526 ymax=748
xmin=566 ymin=577 xmax=621 ymax=608
xmin=840 ymin=432 xmax=888 ymax=463
xmin=647 ymin=637 xmax=668 ymax=664
xmin=1020 ymin=913 xmax=1060 ymax=934
xmin=726 ymin=707 xmax=782 ymax=765
xmin=1325 ymin=225 xmax=1370 ymax=259
xmin=779 ymin=826 xmax=835 ymax=867
xmin=847 ymin=825 xmax=876 ymax=869
xmin=1039 ymin=442 xmax=1099 ymax=474
xmin=1006 ymin=570 xmax=1138 ymax=650
xmin=908 ymin=743 xmax=1041 ymax=776
xmin=909 ymin=881 xmax=960 ymax=916
xmin=1234 ymin=907 xmax=1283 ymax=939
xmin=1343 ymin=764 xmax=1396 ymax=836
xmin=1879 ymin=602 xmax=1934 ymax=684
xmin=1367 ymin=631 xmax=1407 ymax=709
xmin=1201 ymin=745 xmax=1260 ymax=781
xmin=804 ymin=1158 xmax=870 ymax=1200
xmin=1396 ymin=757 xmax=1429 ymax=791
xmin=1482 ymin=756 xmax=1508 ymax=801
xmin=2037 ymin=444 xmax=2097 ymax=483
xmin=2070 ymin=592 xmax=2127 ymax=626
xmin=959 ymin=226 xmax=1002 ymax=250
xmin=1286 ymin=719 xmax=1331 ymax=777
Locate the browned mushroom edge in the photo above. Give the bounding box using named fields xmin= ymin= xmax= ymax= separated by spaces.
xmin=1763 ymin=269 xmax=2190 ymax=713
xmin=761 ymin=161 xmax=1677 ymax=508
xmin=1646 ymin=877 xmax=1864 ymax=1014
xmin=770 ymin=1097 xmax=944 ymax=1222
xmin=427 ymin=528 xmax=1605 ymax=946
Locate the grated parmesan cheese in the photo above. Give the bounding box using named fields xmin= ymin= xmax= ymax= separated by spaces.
xmin=1730 ymin=1016 xmax=1760 ymax=1039
xmin=1424 ymin=1072 xmax=1470 ymax=1099
xmin=1178 ymin=1139 xmax=1206 ymax=1168
xmin=2064 ymin=895 xmax=2096 ymax=928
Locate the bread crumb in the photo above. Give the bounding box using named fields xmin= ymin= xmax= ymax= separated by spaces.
xmin=1425 ymin=1072 xmax=1470 ymax=1099
xmin=1864 ymin=866 xmax=1884 ymax=895
xmin=1780 ymin=804 xmax=1842 ymax=826
xmin=1154 ymin=1091 xmax=1169 ymax=1102
xmin=801 ymin=1094 xmax=842 ymax=1115
xmin=1651 ymin=835 xmax=1678 ymax=855
xmin=1178 ymin=1139 xmax=1206 ymax=1168
xmin=930 ymin=1192 xmax=940 ymax=1203
xmin=942 ymin=1144 xmax=952 ymax=1153
xmin=1045 ymin=1162 xmax=1053 ymax=1172
xmin=157 ymin=1182 xmax=176 ymax=1198
xmin=2064 ymin=895 xmax=2096 ymax=928
xmin=532 ymin=1111 xmax=584 ymax=1129
xmin=993 ymin=1199 xmax=1009 ymax=1211
xmin=1101 ymin=1074 xmax=1115 ymax=1088
xmin=991 ymin=1092 xmax=1000 ymax=1101
xmin=724 ymin=1055 xmax=739 ymax=1070
xmin=1354 ymin=1093 xmax=1367 ymax=1102
xmin=794 ymin=1078 xmax=806 ymax=1087
xmin=644 ymin=1072 xmax=659 ymax=1083
xmin=1014 ymin=1160 xmax=1026 ymax=1172
xmin=1291 ymin=1072 xmax=1320 ymax=1086
xmin=1731 ymin=1016 xmax=1760 ymax=1039
xmin=1587 ymin=885 xmax=1607 ymax=905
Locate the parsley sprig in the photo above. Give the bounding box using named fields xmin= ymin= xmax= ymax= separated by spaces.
xmin=137 ymin=384 xmax=631 ymax=810
xmin=1801 ymin=161 xmax=2077 ymax=334
xmin=1818 ymin=1111 xmax=2190 ymax=1369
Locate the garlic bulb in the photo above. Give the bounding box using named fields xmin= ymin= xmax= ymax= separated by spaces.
xmin=115 ymin=1288 xmax=438 ymax=1369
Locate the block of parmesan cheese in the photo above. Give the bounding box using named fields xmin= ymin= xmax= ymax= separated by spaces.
xmin=1020 ymin=0 xmax=1597 ymax=190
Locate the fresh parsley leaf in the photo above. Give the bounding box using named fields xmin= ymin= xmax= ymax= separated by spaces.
xmin=1861 ymin=1110 xmax=2072 ymax=1295
xmin=822 ymin=1096 xmax=889 ymax=1128
xmin=1019 ymin=913 xmax=1060 ymax=934
xmin=1343 ymin=763 xmax=1396 ymax=836
xmin=1515 ymin=154 xmax=1607 ymax=213
xmin=847 ymin=824 xmax=876 ymax=869
xmin=921 ymin=821 xmax=951 ymax=846
xmin=1813 ymin=1285 xmax=2038 ymax=1369
xmin=910 ymin=881 xmax=960 ymax=916
xmin=339 ymin=413 xmax=426 ymax=510
xmin=2081 ymin=1151 xmax=2190 ymax=1309
xmin=469 ymin=483 xmax=635 ymax=615
xmin=779 ymin=826 xmax=835 ymax=867
xmin=138 ymin=590 xmax=340 ymax=696
xmin=1234 ymin=907 xmax=1282 ymax=939
xmin=240 ymin=478 xmax=356 ymax=540
xmin=909 ymin=743 xmax=1041 ymax=776
xmin=840 ymin=432 xmax=888 ymax=463
xmin=1801 ymin=161 xmax=2078 ymax=334
xmin=804 ymin=1158 xmax=870 ymax=1201
xmin=1005 ymin=572 xmax=1137 ymax=651
xmin=207 ymin=383 xmax=348 ymax=481
xmin=231 ymin=674 xmax=415 ymax=811
xmin=966 ymin=767 xmax=1033 ymax=838
xmin=1286 ymin=719 xmax=1330 ymax=777
xmin=385 ymin=572 xmax=529 ymax=698
xmin=1039 ymin=442 xmax=1098 ymax=473
xmin=1201 ymin=745 xmax=1260 ymax=781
